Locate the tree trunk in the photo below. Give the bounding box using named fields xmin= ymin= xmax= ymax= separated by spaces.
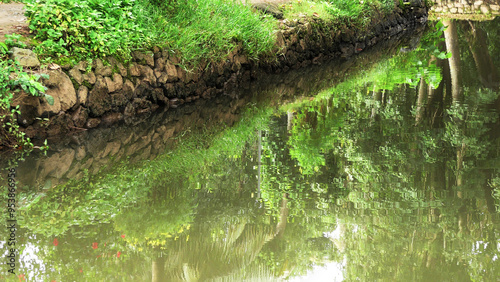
xmin=462 ymin=21 xmax=499 ymax=89
xmin=443 ymin=19 xmax=462 ymax=104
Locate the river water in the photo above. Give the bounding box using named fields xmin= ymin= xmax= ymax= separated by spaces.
xmin=0 ymin=17 xmax=499 ymax=281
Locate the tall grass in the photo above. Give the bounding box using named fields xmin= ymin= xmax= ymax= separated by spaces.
xmin=139 ymin=0 xmax=277 ymax=64
xmin=325 ymin=0 xmax=396 ymax=27
xmin=24 ymin=0 xmax=277 ymax=64
xmin=282 ymin=0 xmax=396 ymax=28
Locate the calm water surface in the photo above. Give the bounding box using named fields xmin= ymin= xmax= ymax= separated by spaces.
xmin=0 ymin=17 xmax=499 ymax=281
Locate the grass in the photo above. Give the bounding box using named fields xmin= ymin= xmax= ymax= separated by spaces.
xmin=23 ymin=0 xmax=277 ymax=66
xmin=281 ymin=0 xmax=335 ymax=19
xmin=282 ymin=0 xmax=397 ymax=29
xmin=21 ymin=0 xmax=405 ymax=66
xmin=142 ymin=0 xmax=277 ymax=65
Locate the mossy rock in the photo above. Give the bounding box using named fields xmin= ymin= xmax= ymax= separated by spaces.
xmin=252 ymin=3 xmax=284 ymax=19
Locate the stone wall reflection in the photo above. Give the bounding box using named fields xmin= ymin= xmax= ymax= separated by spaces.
xmin=1 ymin=25 xmax=426 ymax=191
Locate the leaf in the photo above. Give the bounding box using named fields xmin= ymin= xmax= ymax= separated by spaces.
xmin=44 ymin=94 xmax=55 ymax=105
xmin=0 ymin=42 xmax=7 ymax=54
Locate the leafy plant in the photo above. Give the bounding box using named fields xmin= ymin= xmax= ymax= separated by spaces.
xmin=0 ymin=41 xmax=51 ymax=149
xmin=25 ymin=0 xmax=144 ymax=61
xmin=4 ymin=33 xmax=27 ymax=48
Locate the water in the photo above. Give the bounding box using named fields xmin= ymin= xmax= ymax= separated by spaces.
xmin=1 ymin=18 xmax=499 ymax=281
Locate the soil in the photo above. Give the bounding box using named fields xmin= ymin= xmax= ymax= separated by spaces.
xmin=0 ymin=3 xmax=29 ymax=42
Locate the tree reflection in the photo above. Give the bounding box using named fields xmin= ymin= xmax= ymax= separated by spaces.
xmin=3 ymin=18 xmax=500 ymax=282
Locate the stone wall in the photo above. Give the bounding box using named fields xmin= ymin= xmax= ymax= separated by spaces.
xmin=2 ymin=24 xmax=428 ymax=191
xmin=9 ymin=2 xmax=428 ymax=142
xmin=430 ymin=0 xmax=500 ymax=19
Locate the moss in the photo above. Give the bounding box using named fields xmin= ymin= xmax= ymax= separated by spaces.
xmin=69 ymin=77 xmax=80 ymax=91
xmin=82 ymin=80 xmax=93 ymax=90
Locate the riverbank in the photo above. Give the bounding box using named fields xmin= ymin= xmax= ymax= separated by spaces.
xmin=0 ymin=0 xmax=429 ymax=150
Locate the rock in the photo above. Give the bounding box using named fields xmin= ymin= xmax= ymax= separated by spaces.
xmin=276 ymin=30 xmax=286 ymax=48
xmin=64 ymin=163 xmax=81 ymax=180
xmin=129 ymin=63 xmax=141 ymax=77
xmin=132 ymin=51 xmax=155 ymax=67
xmin=46 ymin=112 xmax=74 ymax=135
xmin=165 ymin=63 xmax=178 ymax=82
xmin=132 ymin=144 xmax=151 ymax=163
xmin=10 ymin=91 xmax=40 ymax=126
xmin=39 ymin=149 xmax=76 ymax=179
xmin=122 ymin=79 xmax=135 ymax=100
xmin=87 ymin=76 xmax=111 ymax=116
xmin=38 ymin=70 xmax=77 ymax=115
xmin=69 ymin=67 xmax=83 ymax=85
xmin=93 ymin=58 xmax=113 ymax=77
xmin=409 ymin=0 xmax=423 ymax=7
xmin=163 ymin=83 xmax=176 ymax=98
xmin=154 ymin=69 xmax=162 ymax=80
xmin=132 ymin=98 xmax=153 ymax=115
xmin=95 ymin=65 xmax=112 ymax=77
xmin=176 ymin=66 xmax=186 ymax=81
xmin=107 ymin=57 xmax=127 ymax=76
xmin=82 ymin=71 xmax=96 ymax=85
xmin=140 ymin=65 xmax=156 ymax=84
xmin=185 ymin=70 xmax=199 ymax=83
xmin=155 ymin=57 xmax=165 ymax=72
xmin=101 ymin=112 xmax=123 ymax=124
xmin=74 ymin=61 xmax=88 ymax=71
xmin=9 ymin=47 xmax=40 ymax=68
xmin=480 ymin=5 xmax=490 ymax=13
xmin=151 ymin=88 xmax=169 ymax=105
xmin=105 ymin=73 xmax=123 ymax=93
xmin=75 ymin=145 xmax=86 ymax=161
xmin=252 ymin=3 xmax=283 ymax=19
xmin=102 ymin=141 xmax=121 ymax=158
xmin=299 ymin=39 xmax=307 ymax=52
xmin=77 ymin=85 xmax=89 ymax=105
xmin=110 ymin=92 xmax=128 ymax=110
xmin=340 ymin=44 xmax=354 ymax=57
xmin=86 ymin=118 xmax=101 ymax=129
xmin=72 ymin=106 xmax=89 ymax=128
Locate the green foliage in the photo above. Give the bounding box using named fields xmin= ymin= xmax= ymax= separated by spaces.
xmin=143 ymin=0 xmax=277 ymax=64
xmin=325 ymin=0 xmax=394 ymax=27
xmin=4 ymin=33 xmax=27 ymax=48
xmin=280 ymin=0 xmax=334 ymax=19
xmin=25 ymin=0 xmax=143 ymax=61
xmin=0 ymin=40 xmax=51 ymax=149
xmin=18 ymin=106 xmax=271 ymax=236
xmin=23 ymin=0 xmax=277 ymax=64
xmin=113 ymin=189 xmax=195 ymax=248
xmin=444 ymin=87 xmax=499 ymax=164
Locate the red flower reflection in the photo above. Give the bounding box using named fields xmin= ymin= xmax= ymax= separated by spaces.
xmin=79 ymin=269 xmax=83 ymax=273
xmin=121 ymin=234 xmax=125 ymax=239
xmin=17 ymin=274 xmax=25 ymax=281
xmin=117 ymin=251 xmax=121 ymax=258
xmin=92 ymin=242 xmax=98 ymax=249
xmin=53 ymin=238 xmax=59 ymax=246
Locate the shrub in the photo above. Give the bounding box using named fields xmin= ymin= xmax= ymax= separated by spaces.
xmin=0 ymin=40 xmax=50 ymax=150
xmin=25 ymin=0 xmax=146 ymax=61
xmin=24 ymin=0 xmax=277 ymax=65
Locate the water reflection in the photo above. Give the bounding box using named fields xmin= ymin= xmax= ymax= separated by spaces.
xmin=0 ymin=17 xmax=499 ymax=282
